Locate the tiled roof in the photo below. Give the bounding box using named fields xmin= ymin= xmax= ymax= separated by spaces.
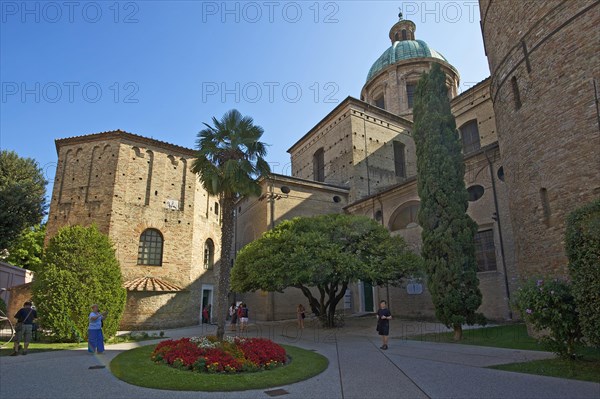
xmin=123 ymin=277 xmax=184 ymax=292
xmin=54 ymin=129 xmax=196 ymax=156
xmin=366 ymin=40 xmax=456 ymax=82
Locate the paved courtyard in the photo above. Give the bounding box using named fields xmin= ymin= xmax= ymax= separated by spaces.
xmin=1 ymin=319 xmax=598 ymax=399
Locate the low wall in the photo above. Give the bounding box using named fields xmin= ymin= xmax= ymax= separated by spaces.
xmin=120 ymin=291 xmax=197 ymax=330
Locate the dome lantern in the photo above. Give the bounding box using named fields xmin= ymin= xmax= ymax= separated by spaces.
xmin=389 ymin=17 xmax=416 ymax=43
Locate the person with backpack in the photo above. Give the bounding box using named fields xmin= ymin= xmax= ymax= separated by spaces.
xmin=11 ymin=301 xmax=37 ymax=356
xmin=238 ymin=303 xmax=249 ymax=332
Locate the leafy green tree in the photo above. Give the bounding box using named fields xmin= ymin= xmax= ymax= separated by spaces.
xmin=0 ymin=150 xmax=48 ymax=251
xmin=6 ymin=224 xmax=46 ymax=271
xmin=232 ymin=214 xmax=422 ymax=327
xmin=33 ymin=225 xmax=126 ymax=342
xmin=566 ymin=199 xmax=600 ymax=347
xmin=191 ymin=109 xmax=271 ymax=340
xmin=413 ymin=64 xmax=485 ymax=340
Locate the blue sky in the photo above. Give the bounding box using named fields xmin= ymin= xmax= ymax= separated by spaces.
xmin=1 ymin=1 xmax=489 ymax=196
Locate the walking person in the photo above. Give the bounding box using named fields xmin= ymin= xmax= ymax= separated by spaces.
xmin=296 ymin=304 xmax=306 ymax=329
xmin=229 ymin=302 xmax=238 ymax=331
xmin=376 ymin=300 xmax=392 ymax=350
xmin=88 ymin=304 xmax=107 ymax=354
xmin=238 ymin=303 xmax=249 ymax=333
xmin=11 ymin=301 xmax=37 ymax=356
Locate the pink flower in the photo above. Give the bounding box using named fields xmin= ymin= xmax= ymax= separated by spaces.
xmin=536 ymin=279 xmax=544 ymax=287
xmin=526 ymin=309 xmax=533 ymax=314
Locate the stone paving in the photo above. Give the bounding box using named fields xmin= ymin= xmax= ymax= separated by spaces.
xmin=1 ymin=319 xmax=598 ymax=399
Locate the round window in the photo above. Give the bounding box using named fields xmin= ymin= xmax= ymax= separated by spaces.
xmin=467 ymin=185 xmax=485 ymax=202
xmin=333 ymin=195 xmax=341 ymax=203
xmin=280 ymin=186 xmax=291 ymax=194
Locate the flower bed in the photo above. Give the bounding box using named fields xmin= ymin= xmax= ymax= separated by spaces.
xmin=151 ymin=336 xmax=287 ymax=373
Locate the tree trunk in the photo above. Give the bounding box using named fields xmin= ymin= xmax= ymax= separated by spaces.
xmin=453 ymin=324 xmax=463 ymax=341
xmin=216 ymin=195 xmax=235 ymax=340
xmin=296 ymin=285 xmax=321 ymax=316
xmin=320 ymin=282 xmax=347 ymax=328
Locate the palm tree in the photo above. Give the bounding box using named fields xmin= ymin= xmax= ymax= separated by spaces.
xmin=191 ymin=109 xmax=270 ymax=340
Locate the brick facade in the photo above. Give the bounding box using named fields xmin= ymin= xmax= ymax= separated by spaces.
xmin=479 ymin=0 xmax=600 ymax=278
xmin=46 ymin=131 xmax=220 ymax=329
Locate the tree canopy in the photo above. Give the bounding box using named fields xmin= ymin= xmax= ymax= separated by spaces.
xmin=191 ymin=109 xmax=271 ymax=340
xmin=33 ymin=225 xmax=126 ymax=341
xmin=0 ymin=150 xmax=48 ymax=250
xmin=413 ymin=63 xmax=485 ymax=340
xmin=5 ymin=223 xmax=46 ymax=271
xmin=231 ymin=214 xmax=422 ymax=327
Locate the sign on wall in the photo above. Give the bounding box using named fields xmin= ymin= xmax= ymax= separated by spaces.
xmin=406 ymin=282 xmax=423 ymax=295
xmin=165 ymin=199 xmax=179 ymax=210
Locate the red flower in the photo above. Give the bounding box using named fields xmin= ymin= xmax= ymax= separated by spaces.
xmin=151 ymin=337 xmax=286 ymax=373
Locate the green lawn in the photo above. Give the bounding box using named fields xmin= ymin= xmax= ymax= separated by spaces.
xmin=491 ymin=351 xmax=600 ymax=383
xmin=408 ymin=323 xmax=600 ymax=383
xmin=0 ymin=341 xmax=86 ymax=356
xmin=110 ymin=344 xmax=329 ymax=391
xmin=0 ymin=333 xmax=165 ymax=356
xmin=406 ymin=323 xmax=544 ymax=351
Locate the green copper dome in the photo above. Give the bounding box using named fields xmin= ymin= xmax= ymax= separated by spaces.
xmin=366 ymin=40 xmax=451 ymax=82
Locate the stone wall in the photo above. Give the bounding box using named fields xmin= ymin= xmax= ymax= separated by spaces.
xmin=479 ymin=0 xmax=600 ymax=278
xmin=289 ymin=98 xmax=414 ymax=202
xmin=120 ymin=290 xmax=195 ymax=330
xmin=7 ymin=283 xmax=33 ymax=324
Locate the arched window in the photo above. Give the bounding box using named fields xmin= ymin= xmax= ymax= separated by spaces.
xmin=137 ymin=229 xmax=163 ymax=266
xmin=389 ymin=201 xmax=420 ymax=231
xmin=401 ymin=29 xmax=407 ymax=40
xmin=459 ymin=120 xmax=481 ymax=154
xmin=214 ymin=202 xmax=219 ymax=215
xmin=204 ymin=239 xmax=215 ymax=270
xmin=375 ymin=95 xmax=385 ymax=109
xmin=313 ymin=148 xmax=325 ymax=182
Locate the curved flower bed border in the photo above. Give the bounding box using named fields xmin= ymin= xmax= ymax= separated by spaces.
xmin=110 ymin=343 xmax=329 ymax=392
xmin=151 ymin=336 xmax=287 ymax=373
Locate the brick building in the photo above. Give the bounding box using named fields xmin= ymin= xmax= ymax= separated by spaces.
xmin=478 ymin=0 xmax=600 ymax=278
xmin=46 ymin=131 xmax=221 ymax=328
xmin=45 ymin=7 xmax=598 ymax=327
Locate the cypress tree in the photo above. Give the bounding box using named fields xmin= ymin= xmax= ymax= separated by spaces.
xmin=413 ymin=63 xmax=485 ymax=340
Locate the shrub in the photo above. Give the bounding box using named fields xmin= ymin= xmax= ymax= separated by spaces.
xmin=566 ymin=199 xmax=600 ymax=347
xmin=151 ymin=336 xmax=287 ymax=373
xmin=32 ymin=225 xmax=126 ymax=341
xmin=514 ymin=278 xmax=583 ymax=358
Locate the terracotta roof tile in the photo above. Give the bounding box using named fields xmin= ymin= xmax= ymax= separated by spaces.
xmin=54 ymin=129 xmax=196 ymax=156
xmin=123 ymin=277 xmax=184 ymax=292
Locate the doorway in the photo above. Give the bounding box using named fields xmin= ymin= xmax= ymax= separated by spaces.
xmin=201 ymin=284 xmax=213 ymax=324
xmin=361 ymin=281 xmax=374 ymax=312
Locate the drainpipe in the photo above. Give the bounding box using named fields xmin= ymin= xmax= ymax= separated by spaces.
xmin=269 ymin=179 xmax=276 ymax=321
xmin=485 ymin=150 xmax=512 ymax=320
xmin=376 ymin=195 xmax=390 ymax=310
